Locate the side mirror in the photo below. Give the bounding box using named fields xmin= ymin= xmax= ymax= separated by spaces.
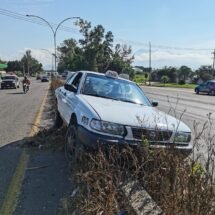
xmin=151 ymin=101 xmax=158 ymax=107
xmin=64 ymin=84 xmax=77 ymax=93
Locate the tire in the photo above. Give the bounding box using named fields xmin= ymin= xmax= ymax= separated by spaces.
xmin=209 ymin=90 xmax=215 ymax=96
xmin=64 ymin=124 xmax=81 ymax=164
xmin=23 ymin=86 xmax=26 ymax=94
xmin=196 ymin=89 xmax=199 ymax=94
xmin=54 ymin=110 xmax=63 ymax=128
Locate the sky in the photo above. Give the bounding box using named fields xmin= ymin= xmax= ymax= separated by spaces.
xmin=1 ymin=0 xmax=215 ymax=70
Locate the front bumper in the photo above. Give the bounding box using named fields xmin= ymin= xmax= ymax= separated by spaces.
xmin=77 ymin=126 xmax=193 ymax=154
xmin=1 ymin=82 xmax=16 ymax=88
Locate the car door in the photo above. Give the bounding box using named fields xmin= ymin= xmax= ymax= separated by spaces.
xmin=199 ymin=82 xmax=208 ymax=93
xmin=62 ymin=72 xmax=83 ymax=124
xmin=204 ymin=82 xmax=211 ymax=93
xmin=57 ymin=73 xmax=77 ymax=122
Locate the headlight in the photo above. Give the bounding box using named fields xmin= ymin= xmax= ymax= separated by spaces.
xmin=174 ymin=132 xmax=191 ymax=143
xmin=90 ymin=119 xmax=126 ymax=136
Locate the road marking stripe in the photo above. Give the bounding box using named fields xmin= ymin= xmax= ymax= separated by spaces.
xmin=30 ymin=89 xmax=49 ymax=136
xmin=0 ymin=88 xmax=49 ymax=215
xmin=0 ymin=151 xmax=29 ymax=215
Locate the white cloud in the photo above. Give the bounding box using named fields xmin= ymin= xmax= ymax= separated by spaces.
xmin=133 ymin=49 xmax=212 ymax=69
xmin=0 ymin=48 xmax=54 ymax=70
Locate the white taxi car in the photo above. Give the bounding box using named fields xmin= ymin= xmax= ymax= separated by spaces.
xmin=55 ymin=71 xmax=192 ymax=160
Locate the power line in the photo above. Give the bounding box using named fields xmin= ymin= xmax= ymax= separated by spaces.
xmin=0 ymin=8 xmax=78 ymax=34
xmin=0 ymin=7 xmax=214 ymax=52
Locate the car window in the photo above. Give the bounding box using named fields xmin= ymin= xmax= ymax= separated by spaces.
xmin=66 ymin=73 xmax=78 ymax=85
xmin=82 ymin=73 xmax=151 ymax=106
xmin=72 ymin=72 xmax=83 ymax=89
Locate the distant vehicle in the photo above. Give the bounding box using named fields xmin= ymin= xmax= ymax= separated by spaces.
xmin=36 ymin=75 xmax=41 ymax=80
xmin=41 ymin=76 xmax=49 ymax=82
xmin=1 ymin=75 xmax=20 ymax=89
xmin=61 ymin=71 xmax=68 ymax=79
xmin=55 ymin=70 xmax=192 ymax=161
xmin=195 ymin=80 xmax=215 ymax=95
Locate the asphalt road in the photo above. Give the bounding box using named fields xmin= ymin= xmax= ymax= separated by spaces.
xmin=0 ymin=79 xmax=49 ymax=147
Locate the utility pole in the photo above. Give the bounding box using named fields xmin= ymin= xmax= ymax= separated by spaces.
xmin=212 ymin=49 xmax=215 ymax=79
xmin=149 ymin=42 xmax=151 ymax=86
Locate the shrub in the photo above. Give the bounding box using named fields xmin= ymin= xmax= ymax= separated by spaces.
xmin=179 ymin=80 xmax=185 ymax=85
xmin=161 ymin=75 xmax=170 ymax=85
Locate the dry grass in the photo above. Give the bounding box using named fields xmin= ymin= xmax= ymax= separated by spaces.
xmin=69 ymin=119 xmax=215 ymax=215
xmin=50 ymin=78 xmax=64 ymax=93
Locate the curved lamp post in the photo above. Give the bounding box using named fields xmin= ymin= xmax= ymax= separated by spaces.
xmin=41 ymin=48 xmax=55 ymax=72
xmin=26 ymin=15 xmax=80 ymax=74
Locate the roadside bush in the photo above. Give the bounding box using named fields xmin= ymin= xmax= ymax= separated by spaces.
xmin=50 ymin=79 xmax=64 ymax=94
xmin=161 ymin=75 xmax=170 ymax=85
xmin=179 ymin=80 xmax=185 ymax=85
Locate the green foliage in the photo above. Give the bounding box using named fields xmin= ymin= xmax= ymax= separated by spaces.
xmin=134 ymin=74 xmax=145 ymax=84
xmin=57 ymin=20 xmax=134 ymax=76
xmin=178 ymin=80 xmax=185 ymax=85
xmin=153 ymin=83 xmax=197 ymax=89
xmin=178 ymin=65 xmax=192 ymax=82
xmin=6 ymin=60 xmax=22 ymax=72
xmin=161 ymin=75 xmax=170 ymax=85
xmin=195 ymin=65 xmax=213 ymax=81
xmin=21 ymin=50 xmax=43 ymax=76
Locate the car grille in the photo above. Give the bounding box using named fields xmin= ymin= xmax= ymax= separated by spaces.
xmin=2 ymin=81 xmax=13 ymax=85
xmin=132 ymin=128 xmax=172 ymax=142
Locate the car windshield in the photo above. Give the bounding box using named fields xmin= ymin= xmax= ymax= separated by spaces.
xmin=2 ymin=76 xmax=16 ymax=80
xmin=82 ymin=73 xmax=151 ymax=106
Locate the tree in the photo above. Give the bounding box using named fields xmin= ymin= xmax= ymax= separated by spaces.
xmin=57 ymin=20 xmax=134 ymax=77
xmin=156 ymin=66 xmax=177 ymax=83
xmin=21 ymin=50 xmax=43 ymax=76
xmin=161 ymin=75 xmax=169 ymax=86
xmin=178 ymin=65 xmax=192 ymax=82
xmin=195 ymin=65 xmax=213 ymax=81
xmin=6 ymin=60 xmax=22 ymax=72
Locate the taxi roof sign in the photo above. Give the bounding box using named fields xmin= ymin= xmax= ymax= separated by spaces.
xmin=105 ymin=70 xmax=118 ymax=79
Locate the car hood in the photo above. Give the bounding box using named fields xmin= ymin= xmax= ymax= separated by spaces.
xmin=81 ymin=95 xmax=190 ymax=132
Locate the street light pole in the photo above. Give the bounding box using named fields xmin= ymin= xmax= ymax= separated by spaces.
xmin=41 ymin=49 xmax=54 ymax=72
xmin=26 ymin=15 xmax=80 ymax=74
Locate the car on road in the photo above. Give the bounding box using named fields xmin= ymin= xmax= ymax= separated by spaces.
xmin=195 ymin=80 xmax=215 ymax=95
xmin=55 ymin=70 xmax=192 ymax=160
xmin=41 ymin=76 xmax=49 ymax=82
xmin=1 ymin=75 xmax=20 ymax=89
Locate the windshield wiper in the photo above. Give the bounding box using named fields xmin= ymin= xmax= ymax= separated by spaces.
xmin=114 ymin=98 xmax=143 ymax=105
xmin=83 ymin=93 xmax=113 ymax=100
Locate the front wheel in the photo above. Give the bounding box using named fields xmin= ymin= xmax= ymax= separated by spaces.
xmin=65 ymin=124 xmax=78 ymax=162
xmin=209 ymin=90 xmax=215 ymax=96
xmin=23 ymin=86 xmax=27 ymax=94
xmin=195 ymin=89 xmax=199 ymax=94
